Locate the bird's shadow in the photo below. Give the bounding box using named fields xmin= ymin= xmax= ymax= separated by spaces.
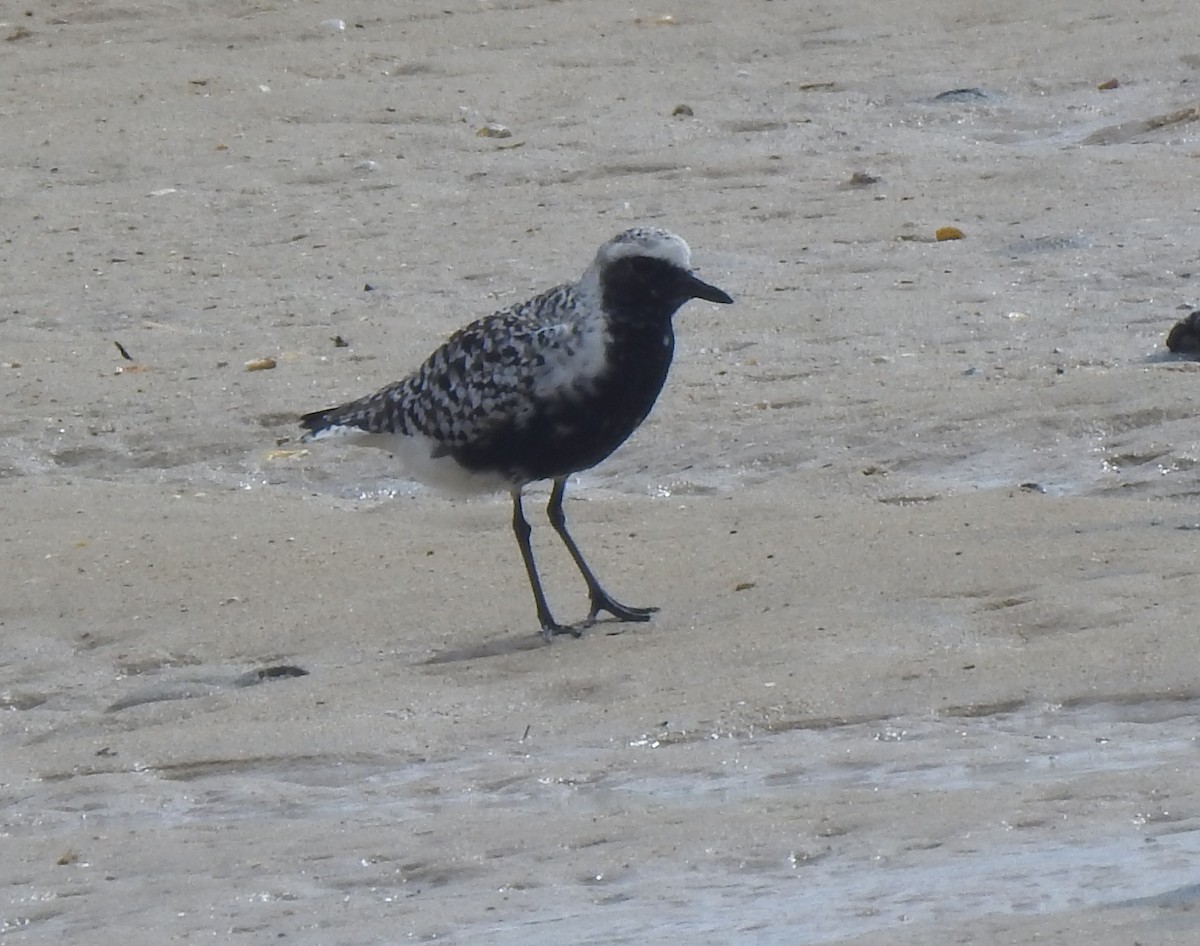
xmin=422 ymin=636 xmax=545 ymax=664
xmin=421 ymin=621 xmax=629 ymax=664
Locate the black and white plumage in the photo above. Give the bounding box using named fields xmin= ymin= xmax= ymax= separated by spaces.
xmin=300 ymin=227 xmax=733 ymax=641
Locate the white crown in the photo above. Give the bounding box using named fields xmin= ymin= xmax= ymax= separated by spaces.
xmin=594 ymin=228 xmax=692 ymax=270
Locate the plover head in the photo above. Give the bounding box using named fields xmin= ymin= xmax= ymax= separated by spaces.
xmin=588 ymin=228 xmax=733 ymax=313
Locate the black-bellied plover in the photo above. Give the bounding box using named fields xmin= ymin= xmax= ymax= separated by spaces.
xmin=300 ymin=228 xmax=733 ymax=641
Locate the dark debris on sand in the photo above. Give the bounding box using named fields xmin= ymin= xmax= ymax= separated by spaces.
xmin=1165 ymin=310 xmax=1200 ymax=356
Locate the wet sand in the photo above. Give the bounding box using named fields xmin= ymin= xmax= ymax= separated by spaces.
xmin=4 ymin=1 xmax=1200 ymax=943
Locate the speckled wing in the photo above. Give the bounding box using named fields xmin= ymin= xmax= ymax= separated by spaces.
xmin=299 ymin=284 xmax=592 ymax=452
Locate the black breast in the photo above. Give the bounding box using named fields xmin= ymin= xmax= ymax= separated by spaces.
xmin=449 ymin=320 xmax=675 ymax=484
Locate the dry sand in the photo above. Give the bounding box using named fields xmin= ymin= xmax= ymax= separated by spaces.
xmin=4 ymin=1 xmax=1200 ymax=943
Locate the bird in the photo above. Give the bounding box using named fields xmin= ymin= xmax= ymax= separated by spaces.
xmin=299 ymin=227 xmax=733 ymax=641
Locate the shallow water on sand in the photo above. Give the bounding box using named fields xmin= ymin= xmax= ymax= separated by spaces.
xmin=5 ymin=697 xmax=1198 ymax=943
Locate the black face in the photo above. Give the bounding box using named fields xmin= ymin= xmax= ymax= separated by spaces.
xmin=602 ymin=255 xmax=733 ymax=319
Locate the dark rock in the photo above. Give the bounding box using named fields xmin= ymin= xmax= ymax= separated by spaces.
xmin=1165 ymin=310 xmax=1200 ymax=355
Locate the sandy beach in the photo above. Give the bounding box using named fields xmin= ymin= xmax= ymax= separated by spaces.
xmin=4 ymin=1 xmax=1200 ymax=942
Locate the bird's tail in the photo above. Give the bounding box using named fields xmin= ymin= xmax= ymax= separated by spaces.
xmin=299 ymin=386 xmax=409 ymax=443
xmin=299 ymin=398 xmax=376 ymax=442
xmin=299 ymin=407 xmax=341 ymax=442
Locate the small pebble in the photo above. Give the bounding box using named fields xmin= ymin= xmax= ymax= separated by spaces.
xmin=1097 ymin=78 xmax=1120 ymax=91
xmin=935 ymin=226 xmax=965 ymax=241
xmin=671 ymin=104 xmax=694 ymax=117
xmin=934 ymin=87 xmax=989 ymax=102
xmin=244 ymin=357 xmax=277 ymax=372
xmin=477 ymin=123 xmax=512 ymax=138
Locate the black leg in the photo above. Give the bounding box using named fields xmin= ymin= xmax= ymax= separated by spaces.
xmin=546 ymin=477 xmax=658 ymax=626
xmin=511 ymin=489 xmax=578 ymax=642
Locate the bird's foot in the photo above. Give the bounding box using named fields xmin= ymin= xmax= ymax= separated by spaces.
xmin=540 ymin=621 xmax=585 ymax=644
xmin=538 ymin=595 xmax=657 ymax=641
xmin=586 ymin=592 xmax=659 ymax=626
